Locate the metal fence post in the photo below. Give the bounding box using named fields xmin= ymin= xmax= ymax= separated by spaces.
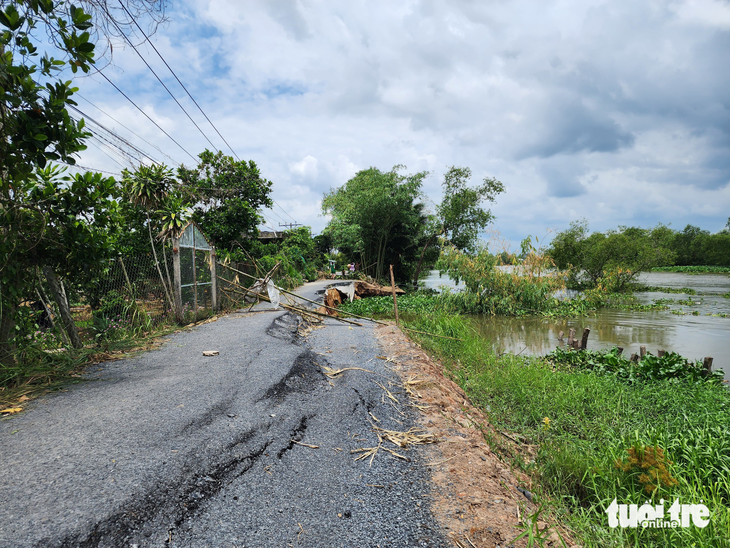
xmin=172 ymin=236 xmax=183 ymax=323
xmin=211 ymin=248 xmax=218 ymax=312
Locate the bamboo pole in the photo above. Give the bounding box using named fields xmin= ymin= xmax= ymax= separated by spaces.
xmin=218 ymin=264 xmax=386 ymax=324
xmin=219 ymin=274 xmax=464 ymax=341
xmin=219 ymin=277 xmax=363 ymax=326
xmin=118 ymin=257 xmax=135 ymax=299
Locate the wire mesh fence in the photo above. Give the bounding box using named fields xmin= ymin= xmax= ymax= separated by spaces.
xmin=8 ymin=247 xmax=268 ymax=360
xmin=216 ymin=261 xmax=259 ymax=310
xmin=70 ymin=249 xmax=176 ymax=343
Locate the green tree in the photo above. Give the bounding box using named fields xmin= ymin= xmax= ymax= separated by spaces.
xmin=122 ymin=164 xmax=186 ymax=310
xmin=178 ymin=150 xmax=273 ymax=253
xmin=671 ymin=225 xmax=710 ymax=266
xmin=0 ymin=1 xmax=100 ymax=358
xmin=548 ymin=222 xmax=675 ymax=290
xmin=411 ymin=166 xmax=504 ymax=285
xmin=322 ymin=165 xmax=428 ymax=282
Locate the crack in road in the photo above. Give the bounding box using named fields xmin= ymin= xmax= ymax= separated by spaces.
xmin=48 ymin=429 xmax=273 ymax=548
xmin=276 ymin=415 xmax=311 ymax=459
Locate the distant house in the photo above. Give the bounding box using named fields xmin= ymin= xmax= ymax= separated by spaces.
xmin=257 ymin=230 xmax=288 ymax=243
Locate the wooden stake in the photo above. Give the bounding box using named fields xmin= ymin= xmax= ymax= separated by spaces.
xmin=389 ymin=264 xmax=399 ymax=326
xmin=568 ymin=328 xmax=576 ymax=347
xmin=617 ymin=347 xmax=624 ymax=355
xmin=118 ymin=257 xmax=135 ymax=299
xmin=658 ymin=349 xmax=666 ymax=358
xmin=580 ymin=328 xmax=590 ymax=350
xmin=172 ymin=236 xmax=183 ymax=323
xmin=703 ymin=357 xmax=713 ymax=376
xmin=640 ymin=345 xmax=647 ymax=358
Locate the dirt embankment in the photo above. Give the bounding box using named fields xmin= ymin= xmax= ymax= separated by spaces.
xmin=376 ymin=324 xmax=574 ymax=548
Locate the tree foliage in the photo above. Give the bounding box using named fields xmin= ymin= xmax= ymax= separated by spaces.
xmin=437 ymin=167 xmax=504 ymax=253
xmin=411 ymin=166 xmax=504 ymax=285
xmin=178 ymin=150 xmax=273 ymax=253
xmin=322 ymin=166 xmax=428 ymax=281
xmin=548 ymin=221 xmax=676 ymax=290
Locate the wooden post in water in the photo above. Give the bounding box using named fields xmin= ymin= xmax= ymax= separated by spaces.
xmin=703 ymin=357 xmax=714 ymax=376
xmin=389 ymin=264 xmax=399 ymax=326
xmin=640 ymin=345 xmax=647 ymax=358
xmin=617 ymin=347 xmax=624 ymax=355
xmin=658 ymin=349 xmax=666 ymax=358
xmin=630 ymin=353 xmax=639 ymax=363
xmin=580 ymin=328 xmax=590 ymax=350
xmin=558 ymin=330 xmax=564 ymax=340
xmin=568 ymin=328 xmax=576 ymax=347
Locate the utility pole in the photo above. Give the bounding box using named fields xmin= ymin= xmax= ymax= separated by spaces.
xmin=279 ymin=222 xmax=303 ymax=230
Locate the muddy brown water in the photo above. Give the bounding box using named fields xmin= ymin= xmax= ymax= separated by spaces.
xmin=423 ymin=270 xmax=730 ymax=380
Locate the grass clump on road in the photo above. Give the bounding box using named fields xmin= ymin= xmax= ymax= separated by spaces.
xmin=403 ymin=311 xmax=730 ymax=548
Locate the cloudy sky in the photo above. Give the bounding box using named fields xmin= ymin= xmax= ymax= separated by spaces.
xmin=72 ymin=0 xmax=730 ymax=250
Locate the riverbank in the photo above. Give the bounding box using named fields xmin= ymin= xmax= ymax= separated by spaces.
xmin=401 ymin=312 xmax=730 ymax=547
xmin=376 ymin=324 xmax=564 ymax=547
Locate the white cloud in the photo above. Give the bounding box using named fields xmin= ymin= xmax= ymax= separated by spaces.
xmin=70 ymin=0 xmax=730 ymax=244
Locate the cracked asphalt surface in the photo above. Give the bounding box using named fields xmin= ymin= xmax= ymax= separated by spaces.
xmin=0 ymin=280 xmax=449 ymax=548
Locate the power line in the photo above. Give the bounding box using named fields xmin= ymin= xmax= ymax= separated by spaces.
xmin=76 ymin=93 xmax=181 ymax=166
xmin=94 ymin=70 xmax=198 ymax=162
xmin=273 ymin=199 xmax=298 ymax=223
xmin=69 ymin=104 xmax=160 ymax=165
xmin=116 ymin=0 xmax=241 ymax=161
xmin=106 ymin=14 xmax=220 ymax=153
xmin=106 ymin=5 xmax=301 ymax=226
xmin=85 ymin=139 xmax=129 ymax=170
xmin=60 ymin=162 xmax=122 ymax=177
xmin=264 ymin=206 xmax=287 ymax=224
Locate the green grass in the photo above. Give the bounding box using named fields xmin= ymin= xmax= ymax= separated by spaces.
xmin=652 ymin=266 xmax=730 ymax=274
xmin=403 ymin=311 xmax=730 ymax=547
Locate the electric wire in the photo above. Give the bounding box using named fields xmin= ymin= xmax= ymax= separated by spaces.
xmin=85 ymin=139 xmax=129 ymax=170
xmin=60 ymin=162 xmax=123 ymax=177
xmin=109 ymin=5 xmax=301 ymax=226
xmin=264 ymin=206 xmax=287 ymax=224
xmin=105 ymin=14 xmax=219 ymax=153
xmin=273 ymin=199 xmax=298 ymax=223
xmin=76 ymin=93 xmax=180 ymax=166
xmin=94 ymin=70 xmax=198 ymax=162
xmin=116 ymin=0 xmax=241 ymax=161
xmin=69 ymin=104 xmax=160 ymax=165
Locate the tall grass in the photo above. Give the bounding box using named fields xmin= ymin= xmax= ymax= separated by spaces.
xmin=404 ymin=311 xmax=730 ymax=547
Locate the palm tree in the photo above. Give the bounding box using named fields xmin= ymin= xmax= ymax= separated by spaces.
xmin=123 ymin=164 xmax=178 ymax=313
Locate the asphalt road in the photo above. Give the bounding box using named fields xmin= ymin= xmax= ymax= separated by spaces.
xmin=0 ymin=280 xmax=449 ymax=548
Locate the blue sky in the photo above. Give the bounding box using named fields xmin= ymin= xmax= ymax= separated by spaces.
xmin=72 ymin=0 xmax=730 ymax=251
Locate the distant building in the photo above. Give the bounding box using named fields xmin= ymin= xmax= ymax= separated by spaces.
xmin=257 ymin=230 xmax=288 ymax=243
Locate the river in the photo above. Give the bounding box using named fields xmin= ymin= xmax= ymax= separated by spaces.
xmin=423 ymin=270 xmax=730 ymax=379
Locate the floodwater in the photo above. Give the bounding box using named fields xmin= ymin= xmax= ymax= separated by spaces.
xmin=423 ymin=270 xmax=730 ymax=379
